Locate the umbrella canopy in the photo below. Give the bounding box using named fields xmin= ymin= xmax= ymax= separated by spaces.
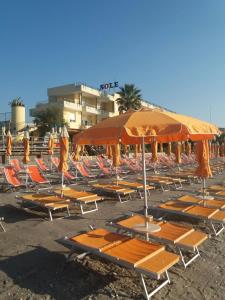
xmin=195 ymin=140 xmax=212 ymax=178
xmin=22 ymin=131 xmax=30 ymax=164
xmin=74 ymin=107 xmax=219 ymax=145
xmin=48 ymin=133 xmax=55 ymax=155
xmin=58 ymin=126 xmax=69 ymax=173
xmin=6 ymin=131 xmax=12 ymax=156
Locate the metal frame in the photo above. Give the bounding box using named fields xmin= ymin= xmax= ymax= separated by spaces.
xmin=0 ymin=217 xmax=6 ymax=232
xmin=63 ymin=237 xmax=173 ymax=300
xmin=79 ymin=200 xmax=98 ymax=215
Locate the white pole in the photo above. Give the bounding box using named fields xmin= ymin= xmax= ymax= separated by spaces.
xmin=142 ymin=137 xmax=148 ymax=217
xmin=61 ymin=172 xmax=64 ymax=188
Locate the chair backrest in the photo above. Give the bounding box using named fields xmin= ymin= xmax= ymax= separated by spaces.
xmin=96 ymin=162 xmax=110 ymax=174
xmin=64 ymin=171 xmax=75 ymax=180
xmin=51 ymin=157 xmax=59 ymax=168
xmin=4 ymin=166 xmax=22 ymax=187
xmin=27 ymin=165 xmax=48 ymax=184
xmin=10 ymin=159 xmax=22 ymax=172
xmin=76 ymin=162 xmax=89 ymax=177
xmin=35 ymin=158 xmax=48 ymax=171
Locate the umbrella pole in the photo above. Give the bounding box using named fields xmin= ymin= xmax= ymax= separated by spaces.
xmin=61 ymin=172 xmax=64 ymax=188
xmin=142 ymin=137 xmax=148 ymax=217
xmin=203 ymin=177 xmax=206 ymax=201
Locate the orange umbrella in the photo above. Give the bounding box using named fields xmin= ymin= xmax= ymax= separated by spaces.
xmin=134 ymin=144 xmax=138 ymax=158
xmin=159 ymin=142 xmax=163 ymax=153
xmin=195 ymin=140 xmax=212 ymax=197
xmin=175 ymin=142 xmax=181 ymax=164
xmin=106 ymin=145 xmax=112 ymax=159
xmin=224 ymin=141 xmax=225 ymax=158
xmin=186 ymin=142 xmax=191 ymax=157
xmin=112 ymin=144 xmax=120 ymax=167
xmin=167 ymin=142 xmax=172 ymax=156
xmin=58 ymin=126 xmax=69 ymax=187
xmin=151 ymin=140 xmax=158 ymax=163
xmin=6 ymin=130 xmax=12 ymax=157
xmin=181 ymin=142 xmax=186 ymax=153
xmin=22 ymin=131 xmax=30 ymax=164
xmin=215 ymin=143 xmax=220 ymax=157
xmin=74 ymin=107 xmax=219 ymax=145
xmin=74 ymin=108 xmax=219 ymax=218
xmin=73 ymin=144 xmax=81 ymax=161
xmin=48 ymin=133 xmax=55 ymax=155
xmin=220 ymin=143 xmax=224 ymax=157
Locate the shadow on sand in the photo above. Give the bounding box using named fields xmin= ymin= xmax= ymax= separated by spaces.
xmin=0 ymin=245 xmax=113 ymax=299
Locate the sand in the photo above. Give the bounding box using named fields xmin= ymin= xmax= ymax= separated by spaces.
xmin=0 ymin=173 xmax=225 ymax=300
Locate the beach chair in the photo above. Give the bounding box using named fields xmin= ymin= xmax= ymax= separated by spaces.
xmin=0 ymin=217 xmax=6 ymax=232
xmin=75 ymin=162 xmax=98 ymax=180
xmin=138 ymin=176 xmax=174 ymax=192
xmin=154 ymin=200 xmax=225 ymax=236
xmin=64 ymin=228 xmax=179 ymax=299
xmin=54 ymin=187 xmax=103 ymax=214
xmin=3 ymin=166 xmax=25 ymax=190
xmin=148 ymin=175 xmax=185 ymax=190
xmin=51 ymin=157 xmax=78 ymax=183
xmin=176 ymin=195 xmax=225 ymax=209
xmin=112 ymin=214 xmax=207 ymax=268
xmin=35 ymin=158 xmax=50 ymax=172
xmin=16 ymin=193 xmax=70 ymax=221
xmin=27 ymin=165 xmax=51 ymax=189
xmin=112 ymin=180 xmax=154 ymax=199
xmin=92 ymin=183 xmax=135 ymax=203
xmin=10 ymin=158 xmax=23 ymax=172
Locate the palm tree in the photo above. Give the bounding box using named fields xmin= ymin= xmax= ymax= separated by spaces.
xmin=116 ymin=84 xmax=142 ymax=113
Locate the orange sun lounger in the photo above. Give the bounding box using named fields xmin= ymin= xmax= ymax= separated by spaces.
xmin=54 ymin=187 xmax=103 ymax=214
xmin=177 ymin=195 xmax=225 ymax=210
xmin=154 ymin=200 xmax=225 ymax=236
xmin=3 ymin=166 xmax=25 ymax=189
xmin=113 ymin=180 xmax=154 ymax=199
xmin=17 ymin=193 xmax=70 ymax=221
xmin=92 ymin=183 xmax=135 ymax=203
xmin=64 ymin=228 xmax=179 ymax=299
xmin=113 ymin=214 xmax=207 ymax=268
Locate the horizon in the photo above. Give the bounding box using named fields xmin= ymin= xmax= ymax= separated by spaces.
xmin=0 ymin=0 xmax=225 ymax=126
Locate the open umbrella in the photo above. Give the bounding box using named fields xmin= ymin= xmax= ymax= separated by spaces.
xmin=6 ymin=130 xmax=12 ymax=162
xmin=58 ymin=126 xmax=69 ymax=188
xmin=74 ymin=107 xmax=219 ymax=217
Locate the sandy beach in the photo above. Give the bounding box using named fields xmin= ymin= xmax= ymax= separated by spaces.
xmin=0 ymin=171 xmax=225 ymax=300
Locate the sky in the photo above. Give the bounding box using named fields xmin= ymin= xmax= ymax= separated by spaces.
xmin=0 ymin=0 xmax=225 ymax=126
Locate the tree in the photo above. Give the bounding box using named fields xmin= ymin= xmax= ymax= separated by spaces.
xmin=116 ymin=84 xmax=142 ymax=113
xmin=33 ymin=105 xmax=66 ymax=136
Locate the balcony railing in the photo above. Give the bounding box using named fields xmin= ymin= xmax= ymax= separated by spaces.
xmin=63 ymin=101 xmax=82 ymax=111
xmin=85 ymin=105 xmax=99 ymax=114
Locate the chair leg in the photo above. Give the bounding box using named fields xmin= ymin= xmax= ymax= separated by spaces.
xmin=178 ymin=247 xmax=200 ymax=269
xmin=48 ymin=209 xmax=53 ymax=221
xmin=140 ymin=271 xmax=170 ymax=300
xmin=80 ymin=201 xmax=98 ymax=214
xmin=211 ymin=222 xmax=224 ymax=236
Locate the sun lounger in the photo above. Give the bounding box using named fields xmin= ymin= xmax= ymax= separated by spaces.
xmin=138 ymin=176 xmax=174 ymax=192
xmin=112 ymin=214 xmax=207 ymax=268
xmin=17 ymin=193 xmax=70 ymax=221
xmin=148 ymin=175 xmax=185 ymax=189
xmin=54 ymin=187 xmax=103 ymax=214
xmin=64 ymin=228 xmax=179 ymax=299
xmin=27 ymin=165 xmax=51 ymax=188
xmin=92 ymin=183 xmax=135 ymax=203
xmin=35 ymin=158 xmax=50 ymax=172
xmin=177 ymin=195 xmax=225 ymax=209
xmin=10 ymin=158 xmax=23 ymax=172
xmin=3 ymin=166 xmax=25 ymax=189
xmin=154 ymin=200 xmax=225 ymax=236
xmin=113 ymin=180 xmax=154 ymax=199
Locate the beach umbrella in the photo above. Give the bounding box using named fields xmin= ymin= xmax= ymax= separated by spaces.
xmin=219 ymin=143 xmax=224 ymax=157
xmin=186 ymin=141 xmax=191 ymax=157
xmin=224 ymin=141 xmax=225 ymax=158
xmin=167 ymin=142 xmax=172 ymax=156
xmin=2 ymin=126 xmax=6 ymax=151
xmin=22 ymin=131 xmax=30 ymax=164
xmin=159 ymin=142 xmax=163 ymax=153
xmin=175 ymin=142 xmax=182 ymax=164
xmin=195 ymin=140 xmax=212 ymax=198
xmin=74 ymin=107 xmax=219 ymax=217
xmin=106 ymin=145 xmax=112 ymax=159
xmin=6 ymin=130 xmax=12 ymax=161
xmin=48 ymin=133 xmax=55 ymax=155
xmin=58 ymin=126 xmax=69 ymax=187
xmin=151 ymin=140 xmax=158 ymax=162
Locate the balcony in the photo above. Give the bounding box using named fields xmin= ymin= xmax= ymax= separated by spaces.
xmin=63 ymin=101 xmax=82 ymax=111
xmin=100 ymin=110 xmax=115 ymax=118
xmin=84 ymin=105 xmax=99 ymax=114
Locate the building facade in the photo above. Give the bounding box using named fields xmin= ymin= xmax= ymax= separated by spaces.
xmin=30 ymin=83 xmax=155 ymax=132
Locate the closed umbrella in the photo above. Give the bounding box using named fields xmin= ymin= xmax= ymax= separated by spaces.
xmin=195 ymin=140 xmax=212 ymax=198
xmin=22 ymin=131 xmax=30 ymax=188
xmin=58 ymin=126 xmax=69 ymax=188
xmin=6 ymin=130 xmax=12 ymax=162
xmin=175 ymin=142 xmax=182 ymax=164
xmin=167 ymin=142 xmax=172 ymax=156
xmin=159 ymin=142 xmax=163 ymax=153
xmin=186 ymin=142 xmax=191 ymax=157
xmin=48 ymin=133 xmax=54 ymax=170
xmin=151 ymin=140 xmax=158 ymax=163
xmin=106 ymin=145 xmax=112 ymax=159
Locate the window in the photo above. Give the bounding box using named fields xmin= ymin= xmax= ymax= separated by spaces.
xmin=69 ymin=112 xmax=76 ymax=122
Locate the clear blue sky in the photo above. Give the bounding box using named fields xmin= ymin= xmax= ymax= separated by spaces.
xmin=0 ymin=0 xmax=225 ymax=126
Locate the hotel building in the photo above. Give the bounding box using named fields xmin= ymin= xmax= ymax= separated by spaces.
xmin=30 ymin=83 xmax=155 ymax=133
